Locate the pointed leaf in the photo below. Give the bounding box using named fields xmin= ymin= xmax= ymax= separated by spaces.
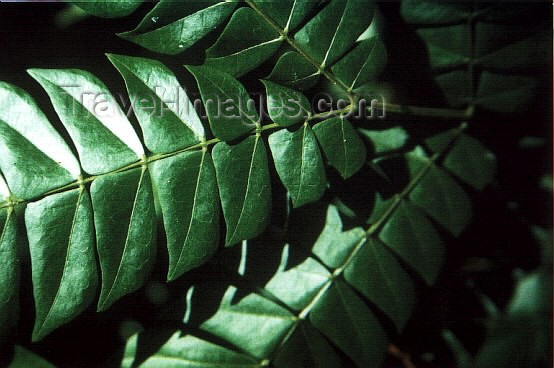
xmin=379 ymin=200 xmax=444 ymax=285
xmin=261 ymin=80 xmax=311 ymax=127
xmin=108 ymin=54 xmax=204 ymax=153
xmin=204 ymin=8 xmax=282 ymax=77
xmin=311 ymin=205 xmax=366 ymax=269
xmin=344 ymin=238 xmax=416 ymax=330
xmin=359 ymin=126 xmax=409 ymax=155
xmin=476 ymin=72 xmax=539 ymax=113
xmin=195 ymin=285 xmax=296 ymax=359
xmin=28 ymin=68 xmax=144 ymax=175
xmin=441 ymin=134 xmax=496 ymax=191
xmin=294 ymin=0 xmax=374 ymax=67
xmin=409 ymin=164 xmax=472 ymax=236
xmin=310 ymin=280 xmax=387 ymax=368
xmin=0 ymin=82 xmax=80 ymax=199
xmin=122 ymin=331 xmax=259 ymax=368
xmin=274 ymin=322 xmax=341 ymax=368
xmin=7 ymin=346 xmax=55 ymax=368
xmin=213 ymin=136 xmax=271 ymax=246
xmin=91 ymin=167 xmax=156 ymax=311
xmin=251 ymin=0 xmax=317 ymax=32
xmin=150 ymin=150 xmax=220 ymax=281
xmin=268 ymin=51 xmax=320 ymax=91
xmin=313 ymin=116 xmax=367 ymax=179
xmin=332 ymin=37 xmax=387 ymax=90
xmin=72 ymin=0 xmax=141 ymax=18
xmin=269 ymin=123 xmax=327 ymax=207
xmin=264 ymin=244 xmax=331 ymax=311
xmin=0 ymin=207 xmax=18 ymax=343
xmin=118 ymin=0 xmax=238 ymax=55
xmin=187 ymin=65 xmax=258 ymax=141
xmin=26 ymin=188 xmax=97 ymax=341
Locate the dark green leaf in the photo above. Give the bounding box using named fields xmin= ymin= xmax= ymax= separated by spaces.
xmin=268 ymin=51 xmax=320 ymax=91
xmin=261 ymin=80 xmax=311 ymax=127
xmin=407 ymin=151 xmax=472 ymax=236
xmin=0 ymin=82 xmax=80 ymax=199
xmin=26 ymin=188 xmax=97 ymax=341
xmin=108 ymin=54 xmax=204 ymax=153
xmin=122 ymin=331 xmax=259 ymax=368
xmin=150 ymin=150 xmax=220 ymax=281
xmin=91 ymin=167 xmax=156 ymax=311
xmin=213 ymin=136 xmax=271 ymax=246
xmin=187 ymin=65 xmax=258 ymax=141
xmin=274 ymin=322 xmax=341 ymax=368
xmin=251 ymin=0 xmax=317 ymax=32
xmin=313 ymin=116 xmax=367 ymax=179
xmin=358 ymin=127 xmax=409 ymax=155
xmin=118 ymin=0 xmax=238 ymax=55
xmin=204 ymin=8 xmax=282 ymax=77
xmin=0 ymin=203 xmax=18 ymax=343
xmin=379 ymin=200 xmax=444 ymax=285
xmin=332 ymin=37 xmax=387 ymax=90
xmin=311 ymin=205 xmax=366 ymax=269
xmin=197 ymin=285 xmax=296 ymax=359
xmin=310 ymin=280 xmax=387 ymax=368
xmin=268 ymin=123 xmax=327 ymax=208
xmin=264 ymin=244 xmax=331 ymax=311
xmin=7 ymin=346 xmax=55 ymax=368
xmin=476 ymin=72 xmax=539 ymax=113
xmin=28 ymin=68 xmax=145 ymax=175
xmin=344 ymin=238 xmax=416 ymax=330
xmin=294 ymin=0 xmax=374 ymax=67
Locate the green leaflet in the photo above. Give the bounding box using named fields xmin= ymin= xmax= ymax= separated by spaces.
xmin=268 ymin=51 xmax=320 ymax=91
xmin=0 ymin=82 xmax=80 ymax=199
xmin=212 ymin=136 xmax=271 ymax=246
xmin=0 ymin=207 xmax=18 ymax=344
xmin=294 ymin=0 xmax=374 ymax=67
xmin=108 ymin=54 xmax=204 ymax=153
xmin=401 ymin=0 xmax=548 ymax=112
xmin=197 ymin=285 xmax=296 ymax=359
xmin=439 ymin=134 xmax=496 ymax=191
xmin=313 ymin=116 xmax=367 ymax=179
xmin=269 ymin=123 xmax=327 ymax=208
xmin=359 ymin=126 xmax=409 ymax=155
xmin=28 ymin=68 xmax=144 ymax=175
xmin=344 ymin=238 xmax=416 ymax=330
xmin=475 ymin=72 xmax=539 ymax=114
xmin=406 ymin=149 xmax=472 ymax=236
xmin=119 ymin=0 xmax=238 ymax=55
xmin=122 ymin=331 xmax=259 ymax=368
xmin=261 ymin=80 xmax=311 ymax=127
xmin=274 ymin=323 xmax=341 ymax=368
xmin=204 ymin=8 xmax=282 ymax=77
xmin=91 ymin=167 xmax=156 ymax=311
xmin=311 ymin=205 xmax=366 ymax=269
xmin=251 ymin=0 xmax=317 ymax=32
xmin=379 ymin=200 xmax=444 ymax=285
xmin=150 ymin=150 xmax=220 ymax=281
xmin=7 ymin=346 xmax=55 ymax=368
xmin=187 ymin=65 xmax=258 ymax=142
xmin=71 ymin=0 xmax=141 ymax=18
xmin=310 ymin=280 xmax=387 ymax=368
xmin=25 ymin=188 xmax=97 ymax=341
xmin=265 ymin=248 xmax=330 ymax=311
xmin=331 ymin=37 xmax=387 ymax=91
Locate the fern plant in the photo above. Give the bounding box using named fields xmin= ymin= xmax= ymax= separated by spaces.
xmin=0 ymin=0 xmax=549 ymax=367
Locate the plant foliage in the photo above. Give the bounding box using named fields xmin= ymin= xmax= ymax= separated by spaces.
xmin=0 ymin=0 xmax=549 ymax=367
